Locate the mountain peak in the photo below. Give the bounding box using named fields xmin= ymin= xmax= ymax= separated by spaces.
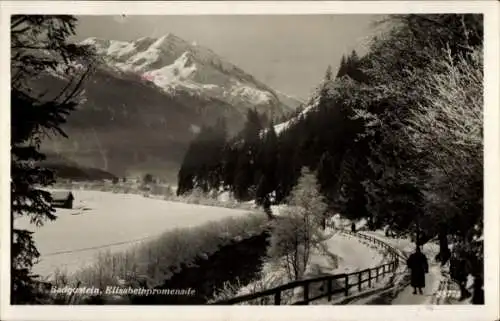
xmin=80 ymin=33 xmax=301 ymax=113
xmin=151 ymin=33 xmax=187 ymax=48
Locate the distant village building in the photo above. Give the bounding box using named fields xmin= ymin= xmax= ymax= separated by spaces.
xmin=51 ymin=191 xmax=75 ymax=209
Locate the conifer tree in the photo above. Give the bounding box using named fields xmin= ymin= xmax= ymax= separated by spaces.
xmin=11 ymin=15 xmax=95 ymax=303
xmin=336 ymin=55 xmax=347 ymax=78
xmin=316 ymin=151 xmax=335 ymax=203
xmin=324 ymin=65 xmax=333 ymax=82
xmin=177 ymin=140 xmax=197 ymax=195
xmin=177 ymin=120 xmax=227 ymax=195
xmin=255 ymin=124 xmax=278 ymax=208
xmin=232 ymin=109 xmax=263 ymax=200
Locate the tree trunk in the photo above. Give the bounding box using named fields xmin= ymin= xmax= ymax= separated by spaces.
xmin=415 ymin=214 xmax=421 ymax=246
xmin=263 ymin=197 xmax=275 ymax=220
xmin=438 ymin=223 xmax=450 ymax=266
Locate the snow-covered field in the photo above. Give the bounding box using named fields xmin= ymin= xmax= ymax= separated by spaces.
xmin=14 ymin=190 xmax=253 ymax=277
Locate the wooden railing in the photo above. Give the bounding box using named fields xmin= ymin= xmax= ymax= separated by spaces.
xmin=212 ymin=230 xmax=407 ymax=305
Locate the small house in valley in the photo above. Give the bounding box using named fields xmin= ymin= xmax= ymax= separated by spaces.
xmin=51 ymin=191 xmax=75 ymax=209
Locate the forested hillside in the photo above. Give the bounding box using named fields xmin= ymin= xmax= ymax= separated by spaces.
xmin=177 ymin=14 xmax=484 ymax=275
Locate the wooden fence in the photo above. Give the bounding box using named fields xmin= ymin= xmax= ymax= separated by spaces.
xmin=212 ymin=230 xmax=407 ymax=305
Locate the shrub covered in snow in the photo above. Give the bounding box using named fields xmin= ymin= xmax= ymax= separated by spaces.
xmin=52 ymin=210 xmax=269 ymax=302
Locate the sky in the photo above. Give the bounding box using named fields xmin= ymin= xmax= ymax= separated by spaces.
xmin=75 ymin=15 xmax=383 ymax=100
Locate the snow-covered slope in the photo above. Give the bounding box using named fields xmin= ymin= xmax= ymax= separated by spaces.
xmin=80 ymin=34 xmax=301 ymax=114
xmin=274 ymin=101 xmax=318 ymax=134
xmin=270 ymin=79 xmax=328 ymax=134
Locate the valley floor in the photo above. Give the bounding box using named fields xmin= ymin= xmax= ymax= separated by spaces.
xmin=14 ymin=190 xmax=253 ymax=277
xmin=14 ymin=191 xmax=470 ymax=306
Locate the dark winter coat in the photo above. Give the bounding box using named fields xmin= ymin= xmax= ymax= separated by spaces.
xmin=472 ymin=276 xmax=484 ymax=304
xmin=450 ymin=257 xmax=468 ymax=283
xmin=407 ymin=251 xmax=429 ymax=288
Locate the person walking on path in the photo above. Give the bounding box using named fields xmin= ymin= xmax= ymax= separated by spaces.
xmin=351 ymin=222 xmax=356 ymax=233
xmin=407 ymin=246 xmax=429 ymax=294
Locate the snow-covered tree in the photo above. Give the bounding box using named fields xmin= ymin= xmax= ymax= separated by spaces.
xmin=406 ymin=46 xmax=483 ymax=249
xmin=287 ymin=167 xmax=328 ymax=229
xmin=332 ymin=14 xmax=483 ymax=261
xmin=267 ymin=167 xmax=327 ymax=281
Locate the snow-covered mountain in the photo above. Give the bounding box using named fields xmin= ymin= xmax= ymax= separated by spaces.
xmin=80 ymin=34 xmax=301 ymax=115
xmin=38 ymin=33 xmax=302 ymax=181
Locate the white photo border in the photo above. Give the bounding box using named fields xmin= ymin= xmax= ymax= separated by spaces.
xmin=0 ymin=2 xmax=498 ymax=321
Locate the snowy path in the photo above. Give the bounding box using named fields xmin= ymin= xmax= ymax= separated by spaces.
xmin=320 ymin=231 xmax=388 ymax=274
xmin=14 ymin=190 xmax=253 ymax=277
xmin=391 ymin=264 xmax=441 ymax=304
xmin=233 ymin=229 xmax=387 ymax=303
xmin=361 ymin=231 xmax=442 ymax=305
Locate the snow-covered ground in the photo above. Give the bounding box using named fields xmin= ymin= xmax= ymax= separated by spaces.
xmin=231 ymin=227 xmax=389 ymax=303
xmin=14 ymin=190 xmax=253 ymax=278
xmin=363 ymin=230 xmax=439 ymax=259
xmin=320 ymin=231 xmax=387 ymax=275
xmin=360 ymin=230 xmax=443 ymax=305
xmin=271 ymin=210 xmax=367 ymax=231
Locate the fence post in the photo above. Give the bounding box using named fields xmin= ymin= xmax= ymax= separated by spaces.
xmin=209 ymin=230 xmax=406 ymax=306
xmin=274 ymin=291 xmax=281 ymax=305
xmin=327 ymin=279 xmax=333 ymax=301
xmin=345 ymin=274 xmax=349 ymax=296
